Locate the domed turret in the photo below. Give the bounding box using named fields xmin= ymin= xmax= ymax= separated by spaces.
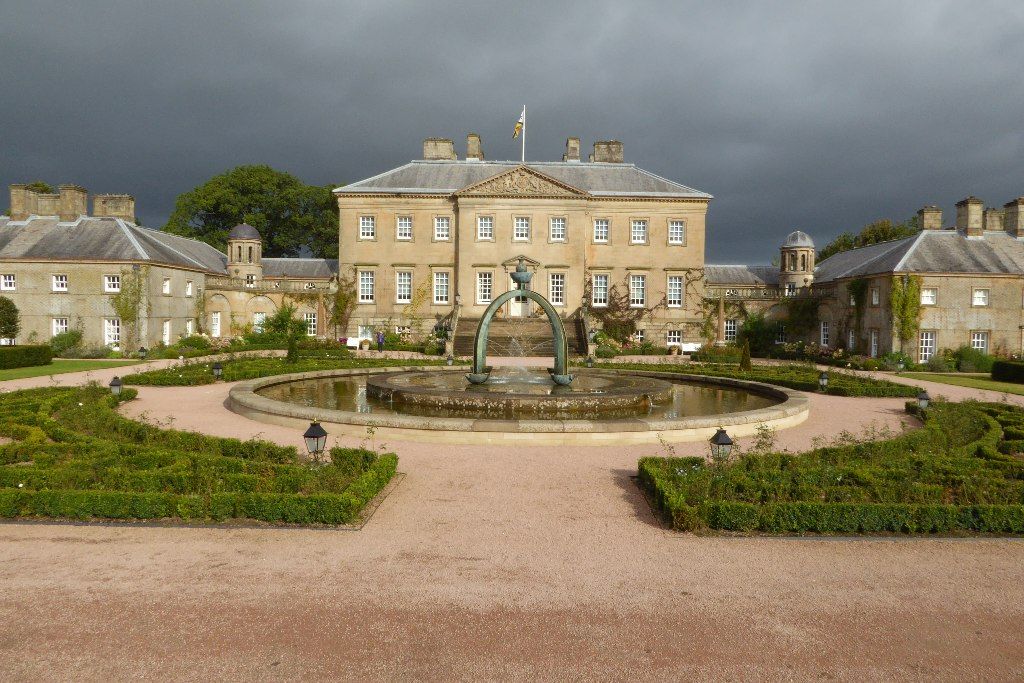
xmin=227 ymin=223 xmax=263 ymax=282
xmin=779 ymin=230 xmax=815 ymax=292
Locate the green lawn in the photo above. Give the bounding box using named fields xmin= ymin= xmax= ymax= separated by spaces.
xmin=901 ymin=372 xmax=1024 ymax=396
xmin=0 ymin=359 xmax=141 ymax=381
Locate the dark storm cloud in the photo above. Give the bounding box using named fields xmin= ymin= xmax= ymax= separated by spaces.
xmin=1 ymin=0 xmax=1022 ymax=262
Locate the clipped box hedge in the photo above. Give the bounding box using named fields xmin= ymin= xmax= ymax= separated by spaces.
xmin=0 ymin=385 xmax=397 ymax=526
xmin=991 ymin=360 xmax=1024 ymax=384
xmin=0 ymin=344 xmax=52 ymax=370
xmin=639 ymin=400 xmax=1024 ymax=535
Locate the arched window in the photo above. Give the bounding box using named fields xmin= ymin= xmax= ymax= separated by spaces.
xmin=248 ymin=246 xmax=253 ymax=263
xmin=788 ymin=253 xmax=797 ymax=271
xmin=799 ymin=253 xmax=806 ymax=271
xmin=236 ymin=245 xmax=242 ymax=262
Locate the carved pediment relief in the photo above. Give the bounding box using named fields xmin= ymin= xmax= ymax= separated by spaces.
xmin=455 ymin=165 xmax=589 ymax=198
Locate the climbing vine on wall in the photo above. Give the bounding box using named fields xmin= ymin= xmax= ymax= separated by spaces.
xmin=110 ymin=266 xmax=149 ymax=351
xmin=699 ymin=297 xmax=747 ymax=344
xmin=889 ymin=274 xmax=922 ymax=352
xmin=839 ymin=277 xmax=869 ymax=351
xmin=584 ymin=274 xmax=666 ymax=343
xmin=783 ymin=297 xmax=820 ymax=337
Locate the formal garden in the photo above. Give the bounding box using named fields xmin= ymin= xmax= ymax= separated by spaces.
xmin=0 ymin=384 xmax=396 ymax=525
xmin=640 ymin=399 xmax=1024 ymax=534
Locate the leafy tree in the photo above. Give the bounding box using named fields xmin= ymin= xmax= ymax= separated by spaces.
xmin=818 ymin=216 xmax=920 ymax=262
xmin=164 ymin=165 xmax=338 ymax=258
xmin=0 ymin=296 xmax=20 ymax=342
xmin=737 ymin=313 xmax=775 ymax=357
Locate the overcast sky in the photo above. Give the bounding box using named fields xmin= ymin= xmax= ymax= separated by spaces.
xmin=1 ymin=1 xmax=1022 ymax=263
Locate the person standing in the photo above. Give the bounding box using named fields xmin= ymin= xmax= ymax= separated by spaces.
xmin=376 ymin=330 xmax=385 ymax=353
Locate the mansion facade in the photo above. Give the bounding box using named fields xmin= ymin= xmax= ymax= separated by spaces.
xmin=2 ymin=134 xmax=1023 ymax=364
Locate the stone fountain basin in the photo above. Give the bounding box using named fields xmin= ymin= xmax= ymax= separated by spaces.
xmin=227 ymin=366 xmax=811 ymax=445
xmin=365 ymin=369 xmax=675 ymax=417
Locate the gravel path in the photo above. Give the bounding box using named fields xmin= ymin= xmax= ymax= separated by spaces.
xmin=2 ymin=362 xmax=1023 ymax=680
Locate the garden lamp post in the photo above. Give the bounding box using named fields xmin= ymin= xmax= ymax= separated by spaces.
xmin=138 ymin=346 xmax=147 ymax=360
xmin=303 ymin=420 xmax=329 ymax=464
xmin=108 ymin=376 xmax=123 ymax=396
xmin=896 ymin=360 xmax=905 ymax=373
xmin=818 ymin=372 xmax=829 ymax=391
xmin=446 ymin=354 xmax=454 ymax=366
xmin=212 ymin=362 xmax=223 ymax=380
xmin=709 ymin=427 xmax=733 ymax=463
xmin=585 ymin=356 xmax=595 ymax=368
xmin=917 ymin=390 xmax=931 ymax=410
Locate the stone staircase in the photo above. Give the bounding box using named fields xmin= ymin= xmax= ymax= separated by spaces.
xmin=453 ymin=316 xmax=586 ymax=357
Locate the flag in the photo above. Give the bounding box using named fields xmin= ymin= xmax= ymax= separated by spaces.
xmin=513 ymin=107 xmax=525 ymax=139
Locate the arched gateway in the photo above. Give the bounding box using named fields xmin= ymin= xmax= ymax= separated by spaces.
xmin=466 ymin=258 xmax=574 ymax=386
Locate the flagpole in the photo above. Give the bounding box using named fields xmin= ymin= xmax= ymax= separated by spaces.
xmin=521 ymin=106 xmax=526 ymax=163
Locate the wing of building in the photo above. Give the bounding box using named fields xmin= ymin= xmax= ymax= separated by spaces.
xmin=335 ymin=135 xmax=712 ymax=353
xmin=0 ymin=185 xmax=337 ymax=348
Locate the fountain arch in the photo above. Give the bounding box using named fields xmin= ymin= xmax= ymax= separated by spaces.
xmin=467 ymin=286 xmax=573 ymax=385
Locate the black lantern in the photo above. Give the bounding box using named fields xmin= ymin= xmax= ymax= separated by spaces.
xmin=917 ymin=390 xmax=930 ymax=410
xmin=303 ymin=420 xmax=329 ymax=462
xmin=138 ymin=346 xmax=148 ymax=360
xmin=585 ymin=356 xmax=595 ymax=368
xmin=446 ymin=354 xmax=454 ymax=366
xmin=818 ymin=372 xmax=829 ymax=391
xmin=896 ymin=360 xmax=905 ymax=373
xmin=109 ymin=376 xmax=123 ymax=396
xmin=709 ymin=427 xmax=733 ymax=462
xmin=212 ymin=362 xmax=223 ymax=379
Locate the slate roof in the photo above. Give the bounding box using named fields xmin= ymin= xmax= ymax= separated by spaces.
xmin=814 ymin=229 xmax=1024 ymax=282
xmin=228 ymin=223 xmax=261 ymax=240
xmin=705 ymin=265 xmax=780 ymax=286
xmin=335 ymin=160 xmax=711 ymax=199
xmin=0 ymin=215 xmax=228 ymax=273
xmin=262 ymin=258 xmax=338 ymax=279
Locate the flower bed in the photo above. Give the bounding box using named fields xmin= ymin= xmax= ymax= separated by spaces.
xmin=0 ymin=385 xmax=396 ymax=525
xmin=639 ymin=400 xmax=1024 ymax=534
xmin=599 ymin=361 xmax=919 ymax=397
xmin=123 ymin=354 xmax=449 ymax=386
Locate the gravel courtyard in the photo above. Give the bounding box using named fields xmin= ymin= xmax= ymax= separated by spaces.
xmin=2 ymin=363 xmax=1023 ymax=680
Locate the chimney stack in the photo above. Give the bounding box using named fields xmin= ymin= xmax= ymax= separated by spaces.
xmin=1004 ymin=197 xmax=1024 ymax=239
xmin=563 ymin=137 xmax=581 ymax=162
xmin=917 ymin=205 xmax=943 ymax=231
xmin=955 ymin=196 xmax=984 ymax=237
xmin=9 ymin=184 xmax=29 ymax=221
xmin=592 ymin=140 xmax=624 ymax=163
xmin=465 ymin=133 xmax=484 ymax=161
xmin=58 ymin=184 xmax=87 ymax=222
xmin=422 ymin=137 xmax=457 ymax=160
xmin=93 ymin=194 xmax=136 ymax=222
xmin=983 ymin=207 xmax=1003 ymax=233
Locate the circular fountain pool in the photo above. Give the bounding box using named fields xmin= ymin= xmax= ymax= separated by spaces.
xmin=228 ymin=366 xmax=810 ymax=445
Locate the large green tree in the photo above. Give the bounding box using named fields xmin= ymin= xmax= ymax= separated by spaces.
xmin=0 ymin=296 xmax=20 ymax=341
xmin=163 ymin=165 xmax=338 ymax=257
xmin=818 ymin=216 xmax=920 ymax=262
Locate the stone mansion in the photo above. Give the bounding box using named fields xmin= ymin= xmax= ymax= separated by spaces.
xmin=1 ymin=133 xmax=1022 ymax=363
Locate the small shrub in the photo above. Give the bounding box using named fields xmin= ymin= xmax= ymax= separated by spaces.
xmin=925 ymin=353 xmax=952 ymax=373
xmin=595 ymin=345 xmax=618 ymax=359
xmin=50 ymin=329 xmax=83 ymax=357
xmin=992 ymin=360 xmax=1024 ymax=384
xmin=739 ymin=341 xmax=752 ymax=371
xmin=0 ymin=345 xmax=52 ymax=369
xmin=953 ymin=345 xmax=994 ymax=373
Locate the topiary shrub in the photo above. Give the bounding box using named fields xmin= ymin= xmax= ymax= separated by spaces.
xmin=739 ymin=340 xmax=752 ymax=371
xmin=0 ymin=295 xmax=19 ymax=341
xmin=992 ymin=360 xmax=1024 ymax=384
xmin=0 ymin=345 xmax=52 ymax=369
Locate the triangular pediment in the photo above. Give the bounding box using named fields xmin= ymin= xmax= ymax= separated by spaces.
xmin=501 ymin=254 xmax=541 ymax=268
xmin=455 ymin=165 xmax=589 ymax=198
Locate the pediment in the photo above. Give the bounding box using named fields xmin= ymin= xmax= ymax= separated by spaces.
xmin=455 ymin=165 xmax=589 ymax=198
xmin=501 ymin=255 xmax=541 ymax=268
